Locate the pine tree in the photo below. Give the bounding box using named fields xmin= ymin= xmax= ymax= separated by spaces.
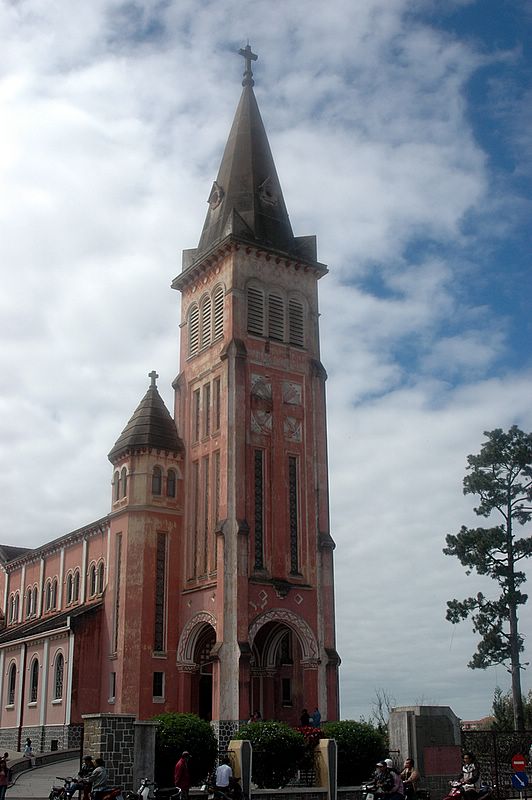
xmin=444 ymin=426 xmax=532 ymax=731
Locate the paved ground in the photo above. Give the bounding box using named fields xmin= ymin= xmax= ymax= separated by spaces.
xmin=8 ymin=757 xmax=80 ymax=800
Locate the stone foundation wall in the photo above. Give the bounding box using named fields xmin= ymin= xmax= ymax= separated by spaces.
xmin=0 ymin=724 xmax=83 ymax=753
xmin=82 ymin=714 xmax=135 ymax=789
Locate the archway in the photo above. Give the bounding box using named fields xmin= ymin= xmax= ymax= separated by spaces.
xmin=176 ymin=612 xmax=217 ymax=720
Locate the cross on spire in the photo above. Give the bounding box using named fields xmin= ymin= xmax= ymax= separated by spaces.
xmin=239 ymin=43 xmax=258 ymax=87
xmin=148 ymin=370 xmax=159 ymax=388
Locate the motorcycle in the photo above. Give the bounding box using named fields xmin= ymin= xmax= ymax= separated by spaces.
xmin=200 ymin=777 xmax=242 ymax=800
xmin=125 ymin=780 xmax=181 ymax=800
xmin=443 ymin=781 xmax=492 ymax=800
xmin=49 ymin=777 xmax=75 ymax=800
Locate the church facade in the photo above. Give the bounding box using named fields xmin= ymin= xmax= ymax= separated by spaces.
xmin=0 ymin=49 xmax=340 ymax=751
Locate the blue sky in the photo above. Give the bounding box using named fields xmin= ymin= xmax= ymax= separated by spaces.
xmin=0 ymin=0 xmax=531 ymax=723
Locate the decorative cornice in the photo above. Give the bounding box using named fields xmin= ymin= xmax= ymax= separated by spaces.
xmin=3 ymin=518 xmax=111 ymax=572
xmin=318 ymin=532 xmax=336 ymax=551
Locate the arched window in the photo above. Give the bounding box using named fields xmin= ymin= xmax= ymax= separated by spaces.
xmin=120 ymin=467 xmax=128 ymax=498
xmin=30 ymin=658 xmax=39 ymax=703
xmin=188 ymin=304 xmax=200 ymax=356
xmin=268 ymin=292 xmax=285 ymax=341
xmin=51 ymin=578 xmax=58 ymax=609
xmin=288 ymin=297 xmax=305 ymax=347
xmin=247 ymin=285 xmax=265 ymax=336
xmin=213 ymin=285 xmax=224 ymax=340
xmin=200 ymin=295 xmax=212 ymax=348
xmin=89 ymin=564 xmax=97 ymax=597
xmin=32 ymin=586 xmax=37 ymax=615
xmin=54 ymin=653 xmax=64 ymax=700
xmin=152 ymin=466 xmax=162 ymax=496
xmin=45 ymin=581 xmax=52 ymax=611
xmin=66 ymin=573 xmax=73 ymax=605
xmin=7 ymin=663 xmax=16 ymax=705
xmin=97 ymin=561 xmax=105 ymax=594
xmin=167 ymin=469 xmax=176 ymax=498
xmin=26 ymin=588 xmax=32 ymax=618
xmin=113 ymin=471 xmax=120 ymax=502
xmin=13 ymin=592 xmax=19 ymax=622
xmin=73 ymin=570 xmax=80 ymax=602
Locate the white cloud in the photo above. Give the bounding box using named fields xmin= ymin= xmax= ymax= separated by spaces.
xmin=0 ymin=0 xmax=531 ymax=722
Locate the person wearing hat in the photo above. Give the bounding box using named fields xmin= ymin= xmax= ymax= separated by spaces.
xmin=383 ymin=759 xmax=404 ymax=800
xmin=175 ymin=751 xmax=192 ymax=800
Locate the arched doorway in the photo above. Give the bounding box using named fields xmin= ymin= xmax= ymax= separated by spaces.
xmin=195 ymin=624 xmax=216 ymax=721
xmin=251 ymin=621 xmax=304 ymax=725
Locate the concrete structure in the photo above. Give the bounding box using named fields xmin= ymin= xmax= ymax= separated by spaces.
xmin=389 ymin=705 xmax=462 ymax=795
xmin=0 ymin=47 xmax=339 ymax=749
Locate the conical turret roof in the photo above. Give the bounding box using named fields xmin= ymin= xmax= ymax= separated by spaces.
xmin=195 ymin=53 xmax=295 ymax=258
xmin=108 ymin=372 xmax=183 ymax=464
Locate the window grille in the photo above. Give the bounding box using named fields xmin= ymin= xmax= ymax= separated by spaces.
xmin=120 ymin=467 xmax=127 ymax=498
xmin=254 ymin=450 xmax=264 ymax=570
xmin=188 ymin=304 xmax=200 ymax=356
xmin=152 ymin=466 xmax=162 ymax=495
xmin=153 ymin=671 xmax=164 ymax=698
xmin=73 ymin=570 xmax=80 ymax=602
xmin=89 ymin=565 xmax=96 ymax=597
xmin=7 ymin=664 xmax=16 ymax=704
xmin=288 ymin=456 xmax=299 ymax=574
xmin=30 ymin=659 xmax=39 ymax=703
xmin=54 ymin=653 xmax=64 ymax=700
xmin=213 ymin=378 xmax=221 ymax=431
xmin=113 ymin=471 xmax=120 ymax=502
xmin=32 ymin=586 xmax=37 ymax=613
xmin=51 ymin=578 xmax=58 ymax=609
xmin=213 ymin=285 xmax=224 ymax=340
xmin=288 ymin=298 xmax=304 ymax=347
xmin=154 ymin=533 xmax=167 ymax=651
xmin=97 ymin=562 xmax=105 ymax=594
xmin=192 ymin=390 xmax=200 ymax=442
xmin=26 ymin=589 xmax=32 ymax=618
xmin=268 ymin=293 xmax=285 ymax=341
xmin=66 ymin=574 xmax=73 ymax=605
xmin=45 ymin=582 xmax=52 ymax=611
xmin=167 ymin=469 xmax=176 ymax=498
xmin=247 ymin=286 xmax=264 ymax=335
xmin=203 ymin=383 xmax=211 ymax=437
xmin=200 ymin=295 xmax=212 ymax=348
xmin=113 ymin=536 xmax=122 ymax=654
xmin=202 ymin=455 xmax=209 ymax=574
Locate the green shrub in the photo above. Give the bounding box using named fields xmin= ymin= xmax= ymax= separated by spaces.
xmin=322 ymin=720 xmax=386 ymax=786
xmin=153 ymin=712 xmax=217 ymax=787
xmin=235 ymin=721 xmax=307 ymax=788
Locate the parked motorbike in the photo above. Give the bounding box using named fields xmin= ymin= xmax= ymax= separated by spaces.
xmin=49 ymin=777 xmax=75 ymax=800
xmin=125 ymin=780 xmax=181 ymax=800
xmin=200 ymin=776 xmax=242 ymax=800
xmin=443 ymin=781 xmax=492 ymax=800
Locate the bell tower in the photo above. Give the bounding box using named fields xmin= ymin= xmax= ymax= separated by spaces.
xmin=172 ymin=47 xmax=340 ymax=737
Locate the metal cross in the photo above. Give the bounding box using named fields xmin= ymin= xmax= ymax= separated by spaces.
xmin=148 ymin=370 xmax=159 ymax=388
xmin=239 ymin=43 xmax=258 ymax=87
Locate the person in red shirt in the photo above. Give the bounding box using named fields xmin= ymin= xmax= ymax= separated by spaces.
xmin=174 ymin=752 xmax=192 ymax=800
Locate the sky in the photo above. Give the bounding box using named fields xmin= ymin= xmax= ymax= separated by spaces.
xmin=1 ymin=0 xmax=531 ymax=723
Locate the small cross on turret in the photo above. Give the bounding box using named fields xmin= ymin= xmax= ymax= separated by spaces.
xmin=148 ymin=370 xmax=159 ymax=388
xmin=239 ymin=43 xmax=258 ymax=87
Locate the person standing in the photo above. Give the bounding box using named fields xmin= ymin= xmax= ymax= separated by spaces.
xmin=86 ymin=758 xmax=108 ymax=800
xmin=300 ymin=709 xmax=310 ymax=726
xmin=401 ymin=758 xmax=420 ymax=800
xmin=311 ymin=707 xmax=321 ymax=728
xmin=0 ymin=756 xmax=9 ymax=800
xmin=174 ymin=751 xmax=191 ymax=800
xmin=215 ymin=758 xmax=232 ymax=794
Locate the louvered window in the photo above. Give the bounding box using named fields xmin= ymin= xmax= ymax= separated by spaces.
xmin=288 ymin=299 xmax=304 ymax=347
xmin=200 ymin=295 xmax=212 ymax=348
xmin=213 ymin=285 xmax=224 ymax=340
xmin=188 ymin=304 xmax=200 ymax=356
xmin=247 ymin=286 xmax=264 ymax=335
xmin=268 ymin=293 xmax=285 ymax=341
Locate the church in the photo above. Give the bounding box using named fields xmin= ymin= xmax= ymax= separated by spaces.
xmin=0 ymin=47 xmax=340 ymax=751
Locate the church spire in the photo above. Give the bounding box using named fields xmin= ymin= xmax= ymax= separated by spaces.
xmin=194 ymin=45 xmax=296 ymax=259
